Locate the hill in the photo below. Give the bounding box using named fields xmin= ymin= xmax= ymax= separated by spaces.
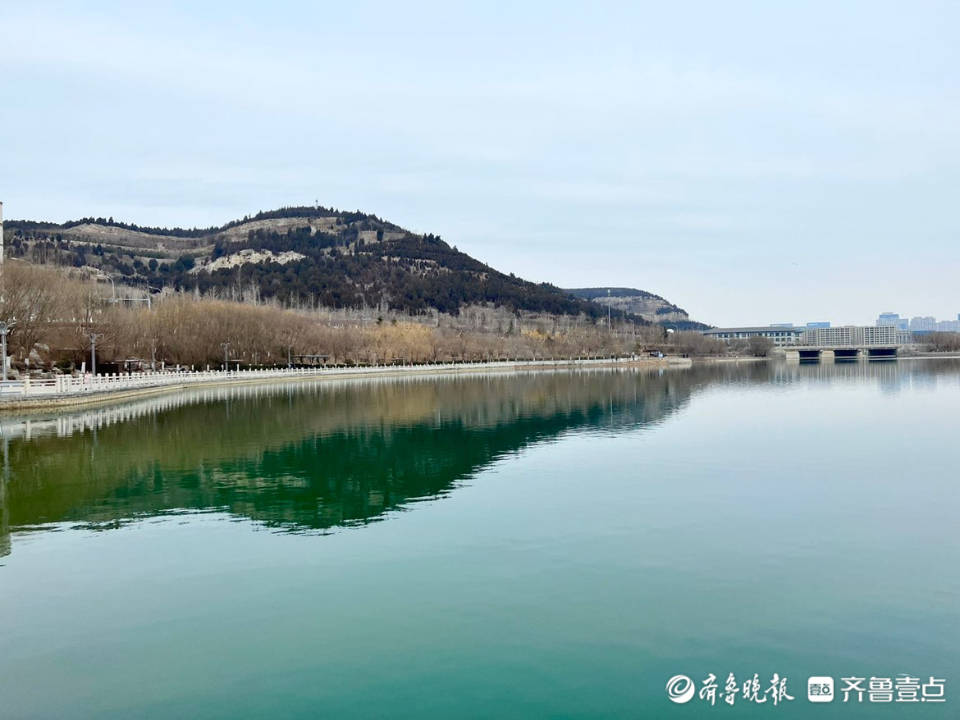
xmin=566 ymin=287 xmax=707 ymax=330
xmin=4 ymin=206 xmax=688 ymax=326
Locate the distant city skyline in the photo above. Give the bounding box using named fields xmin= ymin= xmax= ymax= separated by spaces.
xmin=2 ymin=1 xmax=958 ymax=326
xmin=724 ymin=312 xmax=960 ymax=332
xmin=877 ymin=311 xmax=960 ymax=333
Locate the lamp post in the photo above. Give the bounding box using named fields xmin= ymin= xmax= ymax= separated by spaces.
xmin=221 ymin=342 xmax=231 ymax=372
xmin=88 ymin=333 xmax=103 ymax=376
xmin=0 ymin=322 xmax=8 ymax=382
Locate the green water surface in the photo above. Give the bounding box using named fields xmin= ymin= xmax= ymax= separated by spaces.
xmin=0 ymin=361 xmax=957 ymax=718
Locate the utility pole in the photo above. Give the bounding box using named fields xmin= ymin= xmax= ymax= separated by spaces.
xmin=221 ymin=342 xmax=231 ymax=371
xmin=607 ymin=288 xmax=611 ymax=329
xmin=0 ymin=322 xmax=8 ymax=382
xmin=88 ymin=333 xmax=103 ymax=376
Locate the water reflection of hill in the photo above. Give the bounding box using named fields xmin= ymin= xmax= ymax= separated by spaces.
xmin=2 ymin=359 xmax=958 ymax=557
xmin=0 ymin=369 xmax=694 ymax=554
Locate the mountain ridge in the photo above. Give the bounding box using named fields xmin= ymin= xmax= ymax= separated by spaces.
xmin=566 ymin=287 xmax=706 ymax=330
xmin=4 ymin=206 xmax=697 ymax=326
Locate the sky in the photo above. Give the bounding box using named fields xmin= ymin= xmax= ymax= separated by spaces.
xmin=1 ymin=1 xmax=958 ymax=326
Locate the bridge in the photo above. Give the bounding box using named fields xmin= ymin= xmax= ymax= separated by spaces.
xmin=785 ymin=345 xmax=899 ymax=362
xmin=784 ymin=325 xmax=907 ymax=362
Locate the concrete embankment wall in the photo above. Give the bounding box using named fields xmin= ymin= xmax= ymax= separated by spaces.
xmin=0 ymin=357 xmax=685 ymax=413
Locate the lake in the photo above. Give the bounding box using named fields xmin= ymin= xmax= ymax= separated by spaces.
xmin=1 ymin=360 xmax=957 ymax=718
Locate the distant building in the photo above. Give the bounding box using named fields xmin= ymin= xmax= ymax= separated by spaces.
xmin=879 ymin=314 xmax=960 ymax=334
xmin=801 ymin=325 xmax=900 ymax=347
xmin=805 ymin=321 xmax=831 ymax=329
xmin=910 ymin=316 xmax=937 ymax=332
xmin=701 ymin=326 xmax=804 ymax=347
xmin=770 ymin=323 xmax=794 ymax=328
xmin=704 ymin=324 xmax=912 ymax=348
xmin=877 ymin=313 xmax=909 ymax=331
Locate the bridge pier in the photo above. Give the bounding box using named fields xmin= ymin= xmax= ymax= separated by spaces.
xmin=786 ymin=349 xmax=824 ymax=363
xmin=866 ymin=347 xmax=898 ymax=359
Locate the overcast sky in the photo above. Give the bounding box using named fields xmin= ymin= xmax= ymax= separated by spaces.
xmin=2 ymin=1 xmax=957 ymax=326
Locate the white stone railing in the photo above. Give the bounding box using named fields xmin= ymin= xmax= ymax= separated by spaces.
xmin=0 ymin=356 xmax=645 ymax=401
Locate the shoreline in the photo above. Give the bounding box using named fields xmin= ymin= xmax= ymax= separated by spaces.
xmin=0 ymin=356 xmax=691 ymax=414
xmin=5 ymin=352 xmax=954 ymax=415
xmin=900 ymin=352 xmax=960 ymax=359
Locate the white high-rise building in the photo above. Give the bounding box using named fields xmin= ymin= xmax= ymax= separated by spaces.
xmin=800 ymin=325 xmax=899 ymax=346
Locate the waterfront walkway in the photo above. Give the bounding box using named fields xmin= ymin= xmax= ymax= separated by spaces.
xmin=0 ymin=356 xmax=674 ymax=410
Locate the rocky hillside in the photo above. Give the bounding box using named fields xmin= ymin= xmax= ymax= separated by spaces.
xmin=566 ymin=287 xmax=706 ymax=330
xmin=4 ymin=207 xmax=686 ymax=326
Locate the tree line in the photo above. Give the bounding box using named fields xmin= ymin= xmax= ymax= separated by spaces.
xmin=8 ymin=262 xmax=890 ymax=374
xmin=0 ymin=262 xmax=666 ymax=373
